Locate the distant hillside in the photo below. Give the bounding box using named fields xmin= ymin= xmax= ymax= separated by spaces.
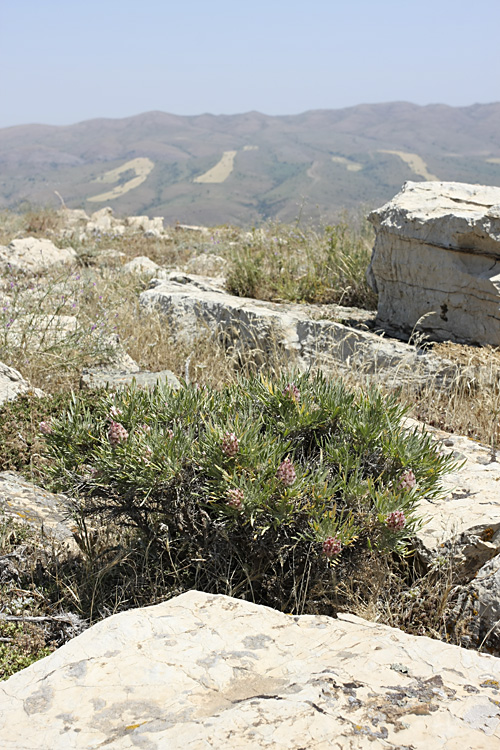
xmin=1 ymin=102 xmax=500 ymax=226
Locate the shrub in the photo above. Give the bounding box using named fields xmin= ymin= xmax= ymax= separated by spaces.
xmin=40 ymin=371 xmax=460 ymax=616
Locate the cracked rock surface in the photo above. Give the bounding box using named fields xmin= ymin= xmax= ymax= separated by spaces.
xmin=0 ymin=590 xmax=499 ymax=749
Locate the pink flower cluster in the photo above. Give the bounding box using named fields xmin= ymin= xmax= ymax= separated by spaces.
xmin=226 ymin=488 xmax=244 ymax=510
xmin=282 ymin=383 xmax=300 ymax=402
xmin=385 ymin=510 xmax=406 ymax=532
xmin=108 ymin=421 xmax=129 ymax=447
xmin=276 ymin=457 xmax=296 ymax=486
xmin=39 ymin=420 xmax=53 ymax=436
xmin=222 ymin=432 xmax=239 ymax=457
xmin=322 ymin=536 xmax=342 ymax=557
xmin=399 ymin=469 xmax=416 ymax=491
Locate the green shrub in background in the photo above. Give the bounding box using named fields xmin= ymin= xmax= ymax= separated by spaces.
xmin=40 ymin=371 xmax=459 ymax=616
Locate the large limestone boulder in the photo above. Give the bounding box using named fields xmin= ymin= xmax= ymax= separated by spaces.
xmin=0 ymin=591 xmax=499 ymax=749
xmin=367 ymin=181 xmax=500 ymax=346
xmin=80 ymin=365 xmax=180 ymax=391
xmin=0 ymin=237 xmax=77 ymax=274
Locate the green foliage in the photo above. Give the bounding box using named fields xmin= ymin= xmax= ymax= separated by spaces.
xmin=225 ymin=221 xmax=377 ymax=307
xmin=0 ymin=392 xmax=75 ymax=479
xmin=42 ymin=373 xmax=460 ymax=598
xmin=0 ymin=622 xmax=53 ymax=681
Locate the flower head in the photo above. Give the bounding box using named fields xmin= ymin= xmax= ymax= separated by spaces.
xmin=385 ymin=510 xmax=406 ymax=532
xmin=226 ymin=488 xmax=244 ymax=510
xmin=276 ymin=457 xmax=296 ymax=486
xmin=399 ymin=469 xmax=416 ymax=491
xmin=108 ymin=421 xmax=128 ymax=447
xmin=322 ymin=536 xmax=342 ymax=557
xmin=221 ymin=432 xmax=239 ymax=457
xmin=282 ymin=383 xmax=300 ymax=402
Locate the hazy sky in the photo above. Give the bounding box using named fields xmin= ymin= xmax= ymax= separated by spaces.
xmin=2 ymin=0 xmax=499 ymax=128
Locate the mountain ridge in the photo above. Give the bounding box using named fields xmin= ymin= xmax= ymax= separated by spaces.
xmin=1 ymin=102 xmax=499 ymax=226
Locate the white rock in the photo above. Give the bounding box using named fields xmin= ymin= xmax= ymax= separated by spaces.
xmin=126 ymin=216 xmax=165 ymax=234
xmin=449 ymin=554 xmax=500 ymax=654
xmin=175 ymin=223 xmax=209 ymax=234
xmin=466 ymin=555 xmax=500 ymax=651
xmin=80 ymin=366 xmax=181 ymax=391
xmin=0 ymin=361 xmax=44 ymax=405
xmin=403 ymin=419 xmax=500 ymax=574
xmin=89 ymin=206 xmax=114 ymax=232
xmin=0 ymin=591 xmax=499 ymax=749
xmin=367 ymin=181 xmax=500 ymax=346
xmin=0 ymin=470 xmax=77 ymax=548
xmin=4 ymin=314 xmax=78 ymax=348
xmin=122 ymin=256 xmax=161 ymax=276
xmin=57 ymin=208 xmax=89 ymax=227
xmin=0 ymin=238 xmax=77 ymax=274
xmin=139 ymin=280 xmax=459 ymax=386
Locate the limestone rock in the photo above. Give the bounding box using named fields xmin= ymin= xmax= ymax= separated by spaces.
xmin=151 ymin=270 xmax=226 ymax=292
xmin=449 ymin=555 xmax=500 ymax=655
xmin=175 ymin=223 xmax=209 ymax=234
xmin=122 ymin=255 xmax=161 ymax=276
xmin=0 ymin=590 xmax=499 ymax=749
xmin=0 ymin=237 xmax=77 ymax=274
xmin=88 ymin=206 xmax=114 ymax=232
xmin=367 ymin=181 xmax=500 ymax=346
xmin=57 ymin=208 xmax=90 ymax=228
xmin=0 ymin=361 xmax=44 ymax=405
xmin=126 ymin=215 xmax=165 ymax=236
xmin=405 ymin=420 xmax=500 ymax=575
xmin=80 ymin=366 xmax=180 ymax=392
xmin=139 ymin=279 xmax=460 ymax=387
xmin=0 ymin=470 xmax=77 ymax=549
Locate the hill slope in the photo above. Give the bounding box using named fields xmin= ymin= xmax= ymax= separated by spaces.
xmin=1 ymin=102 xmax=499 ymax=225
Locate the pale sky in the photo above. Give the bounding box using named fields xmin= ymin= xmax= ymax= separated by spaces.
xmin=1 ymin=0 xmax=499 ymax=128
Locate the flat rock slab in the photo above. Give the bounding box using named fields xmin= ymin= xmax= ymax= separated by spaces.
xmin=140 ymin=278 xmax=459 ymax=388
xmin=406 ymin=419 xmax=500 ymax=575
xmin=0 ymin=591 xmax=499 ymax=749
xmin=80 ymin=366 xmax=181 ymax=391
xmin=0 ymin=470 xmax=76 ymax=548
xmin=368 ymin=181 xmax=500 ymax=346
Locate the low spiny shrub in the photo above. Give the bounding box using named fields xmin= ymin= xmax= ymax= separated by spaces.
xmin=40 ymin=371 xmax=460 ymax=616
